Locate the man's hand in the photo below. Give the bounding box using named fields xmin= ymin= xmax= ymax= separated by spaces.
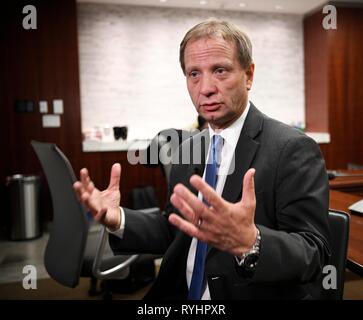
xmin=73 ymin=163 xmax=122 ymax=231
xmin=168 ymin=168 xmax=258 ymax=256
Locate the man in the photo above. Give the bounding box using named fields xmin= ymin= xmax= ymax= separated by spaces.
xmin=74 ymin=18 xmax=331 ymax=300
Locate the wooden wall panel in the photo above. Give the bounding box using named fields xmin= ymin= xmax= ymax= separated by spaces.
xmin=331 ymin=8 xmax=363 ymax=168
xmin=0 ymin=0 xmax=83 ymax=224
xmin=0 ymin=0 xmax=167 ymax=229
xmin=304 ymin=9 xmax=329 ymax=133
xmin=81 ymin=152 xmax=167 ymax=211
xmin=304 ymin=6 xmax=363 ymax=170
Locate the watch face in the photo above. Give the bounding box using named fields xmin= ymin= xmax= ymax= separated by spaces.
xmin=244 ymin=253 xmax=259 ymax=271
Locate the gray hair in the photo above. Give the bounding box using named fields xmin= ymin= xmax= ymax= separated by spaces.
xmin=179 ymin=18 xmax=253 ymax=74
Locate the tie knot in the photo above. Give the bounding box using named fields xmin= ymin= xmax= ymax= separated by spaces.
xmin=211 ymin=134 xmax=223 ymax=166
xmin=212 ymin=134 xmax=223 ymax=146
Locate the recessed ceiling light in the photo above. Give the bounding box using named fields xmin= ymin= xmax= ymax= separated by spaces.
xmin=275 ymin=4 xmax=283 ymax=10
xmin=159 ymin=0 xmax=167 ymax=3
xmin=239 ymin=3 xmax=246 ymax=8
xmin=200 ymin=0 xmax=207 ymax=5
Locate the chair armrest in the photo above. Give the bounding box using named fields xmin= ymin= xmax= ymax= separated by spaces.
xmin=92 ymin=226 xmax=138 ymax=279
xmin=92 ymin=207 xmax=160 ymax=279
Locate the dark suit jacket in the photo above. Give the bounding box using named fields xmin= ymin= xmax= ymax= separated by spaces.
xmin=109 ymin=103 xmax=331 ymax=300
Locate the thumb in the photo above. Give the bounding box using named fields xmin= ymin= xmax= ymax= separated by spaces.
xmin=108 ymin=163 xmax=121 ymax=190
xmin=240 ymin=168 xmax=256 ymax=206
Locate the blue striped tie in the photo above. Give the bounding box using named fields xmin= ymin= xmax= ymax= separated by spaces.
xmin=188 ymin=134 xmax=223 ymax=300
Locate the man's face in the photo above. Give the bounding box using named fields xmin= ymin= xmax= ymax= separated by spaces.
xmin=184 ymin=37 xmax=254 ymax=130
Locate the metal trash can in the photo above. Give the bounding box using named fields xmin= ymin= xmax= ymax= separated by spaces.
xmin=6 ymin=174 xmax=42 ymax=240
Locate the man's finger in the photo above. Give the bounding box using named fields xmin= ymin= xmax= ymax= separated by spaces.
xmin=73 ymin=181 xmax=84 ymax=201
xmin=173 ymin=183 xmax=212 ymax=222
xmin=80 ymin=191 xmax=91 ymax=206
xmin=240 ymin=168 xmax=256 ymax=206
xmin=189 ymin=175 xmax=226 ymax=211
xmin=80 ymin=168 xmax=90 ymax=187
xmin=170 ymin=193 xmax=197 ymax=224
xmin=108 ymin=163 xmax=121 ymax=190
xmin=86 ymin=181 xmax=95 ymax=194
xmin=168 ymin=213 xmax=208 ymax=242
xmin=81 ymin=191 xmax=103 ymax=216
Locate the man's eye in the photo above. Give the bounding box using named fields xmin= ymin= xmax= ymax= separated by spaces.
xmin=215 ymin=68 xmax=226 ymax=74
xmin=189 ymin=71 xmax=199 ymax=78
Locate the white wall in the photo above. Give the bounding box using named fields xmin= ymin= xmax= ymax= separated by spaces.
xmin=78 ymin=3 xmax=305 ymax=140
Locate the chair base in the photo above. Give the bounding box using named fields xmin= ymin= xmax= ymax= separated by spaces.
xmin=100 ymin=259 xmax=156 ymax=295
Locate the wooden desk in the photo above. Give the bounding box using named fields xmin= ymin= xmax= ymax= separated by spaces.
xmin=329 ymin=170 xmax=363 ymax=197
xmin=330 ymin=190 xmax=363 ymax=276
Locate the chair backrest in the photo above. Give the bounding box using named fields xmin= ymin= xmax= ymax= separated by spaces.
xmin=158 ymin=129 xmax=195 ymax=185
xmin=142 ymin=129 xmax=196 ymax=186
xmin=31 ymin=141 xmax=88 ymax=288
xmin=324 ymin=209 xmax=350 ymax=300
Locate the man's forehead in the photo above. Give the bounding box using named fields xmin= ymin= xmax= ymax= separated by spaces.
xmin=185 ymin=36 xmax=235 ymax=52
xmin=184 ymin=37 xmax=237 ymax=62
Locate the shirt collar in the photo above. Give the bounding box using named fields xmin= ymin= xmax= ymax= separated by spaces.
xmin=208 ymin=101 xmax=251 ymax=149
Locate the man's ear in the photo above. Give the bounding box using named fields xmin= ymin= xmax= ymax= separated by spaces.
xmin=246 ymin=63 xmax=255 ymax=91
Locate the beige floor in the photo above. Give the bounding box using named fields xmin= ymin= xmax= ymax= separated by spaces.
xmin=0 ymin=270 xmax=362 ymax=300
xmin=1 ymin=232 xmax=362 ymax=300
xmin=0 ymin=277 xmax=153 ymax=300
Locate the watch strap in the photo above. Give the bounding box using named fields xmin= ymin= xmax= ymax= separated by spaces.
xmin=234 ymin=227 xmax=261 ymax=267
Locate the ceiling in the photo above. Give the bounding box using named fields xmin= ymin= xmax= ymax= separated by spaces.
xmin=76 ymin=0 xmax=363 ymax=15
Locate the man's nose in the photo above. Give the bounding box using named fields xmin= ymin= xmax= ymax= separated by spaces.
xmin=200 ymin=75 xmax=217 ymax=97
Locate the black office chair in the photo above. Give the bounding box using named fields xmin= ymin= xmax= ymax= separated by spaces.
xmin=144 ymin=129 xmax=195 ymax=185
xmin=323 ymin=209 xmax=350 ymax=300
xmin=31 ymin=141 xmax=142 ymax=297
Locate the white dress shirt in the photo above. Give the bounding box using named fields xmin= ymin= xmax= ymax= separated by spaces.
xmin=187 ymin=101 xmax=250 ymax=300
xmin=110 ymin=101 xmax=251 ymax=300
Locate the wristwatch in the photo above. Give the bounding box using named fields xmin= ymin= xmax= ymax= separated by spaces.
xmin=234 ymin=228 xmax=261 ymax=277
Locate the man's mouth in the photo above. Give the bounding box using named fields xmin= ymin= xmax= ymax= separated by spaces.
xmin=201 ymin=102 xmax=222 ymax=112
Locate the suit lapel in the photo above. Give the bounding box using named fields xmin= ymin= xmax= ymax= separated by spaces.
xmin=221 ymin=135 xmax=259 ymax=203
xmin=221 ymin=103 xmax=263 ymax=203
xmin=208 ymin=103 xmax=264 ymax=255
